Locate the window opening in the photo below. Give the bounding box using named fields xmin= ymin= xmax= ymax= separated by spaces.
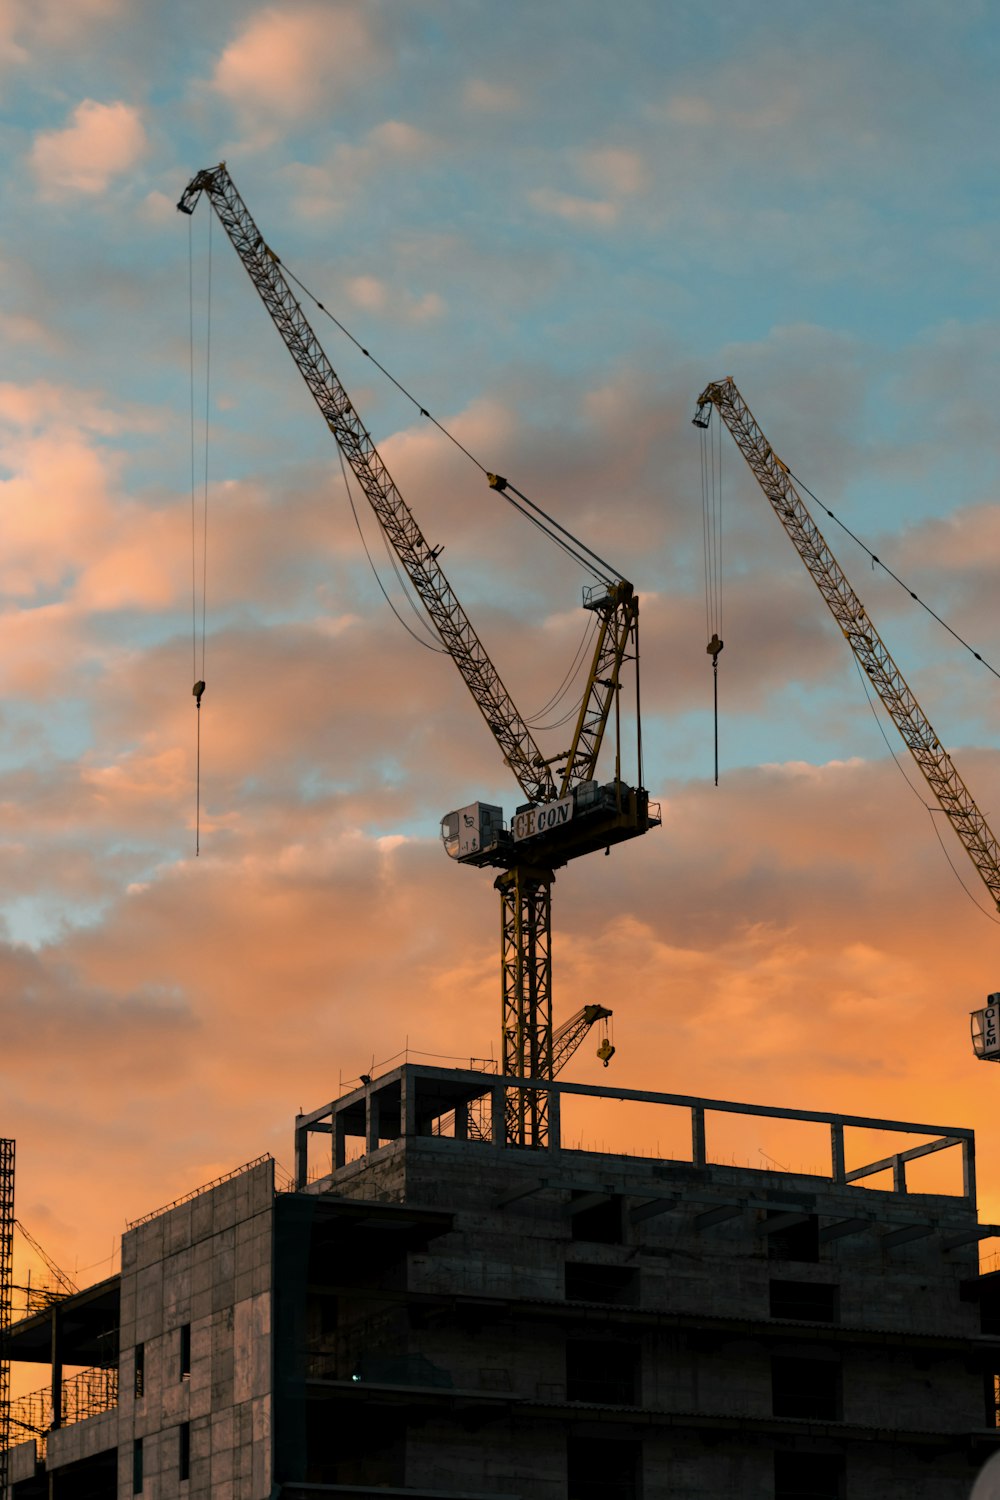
xmin=567 ymin=1436 xmax=641 ymax=1500
xmin=134 ymin=1342 xmax=145 ymax=1399
xmin=570 ymin=1192 xmax=625 ymax=1244
xmin=769 ymin=1279 xmax=838 ymax=1322
xmin=774 ymin=1450 xmax=845 ymax=1500
xmin=179 ymin=1322 xmax=191 ymax=1381
xmin=565 ymin=1262 xmax=638 ymax=1304
xmin=566 ymin=1339 xmax=639 ymax=1405
xmin=766 ymin=1211 xmax=820 ymax=1263
xmin=772 ymin=1356 xmax=841 ymax=1421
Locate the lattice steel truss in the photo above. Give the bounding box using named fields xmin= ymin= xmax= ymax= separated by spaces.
xmin=0 ymin=1138 xmax=14 ymax=1495
xmin=498 ymin=868 xmax=553 ymax=1147
xmin=694 ymin=377 xmax=1000 ymax=911
xmin=178 ymin=165 xmax=555 ymax=808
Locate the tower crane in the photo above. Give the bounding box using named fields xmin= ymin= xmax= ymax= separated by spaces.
xmin=693 ymin=377 xmax=1000 ymax=1061
xmin=178 ymin=165 xmax=657 ymax=1146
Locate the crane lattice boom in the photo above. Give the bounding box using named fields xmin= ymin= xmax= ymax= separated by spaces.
xmin=179 ymin=165 xmax=554 ymax=806
xmin=694 ymin=376 xmax=1000 ymax=912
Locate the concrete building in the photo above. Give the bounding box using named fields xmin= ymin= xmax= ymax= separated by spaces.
xmin=4 ymin=1063 xmax=1000 ymax=1498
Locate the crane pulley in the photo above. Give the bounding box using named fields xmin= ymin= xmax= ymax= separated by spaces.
xmin=693 ymin=376 xmax=1000 ymax=1062
xmin=178 ymin=165 xmax=658 ymax=1143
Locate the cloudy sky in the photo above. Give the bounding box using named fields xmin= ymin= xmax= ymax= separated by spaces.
xmin=4 ymin=0 xmax=1000 ymax=1304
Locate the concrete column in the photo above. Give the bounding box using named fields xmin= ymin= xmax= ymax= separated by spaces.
xmin=50 ymin=1305 xmax=62 ymax=1431
xmin=964 ymin=1137 xmax=977 ymax=1205
xmin=547 ymin=1087 xmax=561 ymax=1152
xmin=294 ymin=1118 xmax=308 ymax=1189
xmin=830 ymin=1122 xmax=846 ymax=1184
xmin=401 ymin=1073 xmax=416 ymax=1137
xmin=691 ymin=1108 xmax=706 ymax=1168
xmin=365 ymin=1091 xmax=380 ymax=1154
xmin=491 ymin=1085 xmax=505 ymax=1149
xmin=334 ymin=1111 xmax=347 ymax=1171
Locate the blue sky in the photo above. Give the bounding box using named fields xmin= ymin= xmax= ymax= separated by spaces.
xmin=4 ymin=0 xmax=1000 ymax=1279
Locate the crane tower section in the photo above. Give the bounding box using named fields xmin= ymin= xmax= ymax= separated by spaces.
xmin=0 ymin=1138 xmax=13 ymax=1498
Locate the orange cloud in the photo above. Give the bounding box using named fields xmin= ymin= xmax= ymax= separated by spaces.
xmin=31 ymin=99 xmax=146 ymax=197
xmin=211 ymin=2 xmax=387 ymax=125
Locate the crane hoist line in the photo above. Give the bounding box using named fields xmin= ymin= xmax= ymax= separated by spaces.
xmin=178 ymin=165 xmax=658 ymax=1146
xmin=692 ymin=376 xmax=1000 ymax=1063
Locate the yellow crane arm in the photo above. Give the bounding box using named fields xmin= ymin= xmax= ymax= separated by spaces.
xmin=551 ymin=1003 xmax=613 ymax=1074
xmin=559 ymin=581 xmax=639 ymax=797
xmin=694 ymin=376 xmax=1000 ymax=912
xmin=178 ymin=164 xmax=556 ymax=806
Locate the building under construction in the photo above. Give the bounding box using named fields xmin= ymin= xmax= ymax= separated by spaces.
xmin=4 ymin=1064 xmax=1000 ymax=1498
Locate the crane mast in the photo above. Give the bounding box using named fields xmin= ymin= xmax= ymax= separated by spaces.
xmin=179 ymin=165 xmax=656 ymax=1144
xmin=694 ymin=377 xmax=1000 ymax=912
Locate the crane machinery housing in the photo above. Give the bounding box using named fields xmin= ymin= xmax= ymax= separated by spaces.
xmin=178 ymin=165 xmax=657 ymax=1147
xmin=693 ymin=377 xmax=1000 ymax=1063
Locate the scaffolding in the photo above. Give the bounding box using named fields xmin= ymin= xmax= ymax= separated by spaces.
xmin=7 ymin=1366 xmax=119 ymax=1463
xmin=0 ymin=1138 xmax=13 ymax=1495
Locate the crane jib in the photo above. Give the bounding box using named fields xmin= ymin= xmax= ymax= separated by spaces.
xmin=696 ymin=375 xmax=1000 ymax=918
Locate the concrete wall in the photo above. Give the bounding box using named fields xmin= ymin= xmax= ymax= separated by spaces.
xmin=308 ymin=1129 xmax=989 ymax=1500
xmin=116 ymin=1159 xmax=274 ymax=1500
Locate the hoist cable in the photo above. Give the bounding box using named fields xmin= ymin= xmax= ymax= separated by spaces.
xmin=336 ymin=445 xmax=447 ymax=654
xmin=700 ymin=418 xmax=724 ymax=784
xmin=788 ymin=468 xmax=1000 ymax=685
xmin=528 ymin=699 xmax=589 ymax=734
xmin=189 ymin=214 xmax=211 ymax=855
xmin=200 ymin=212 xmax=212 ymax=684
xmin=188 ymin=218 xmax=197 ymax=684
xmin=525 ymin=613 xmax=600 ymax=725
xmin=279 ymin=261 xmax=622 ymax=586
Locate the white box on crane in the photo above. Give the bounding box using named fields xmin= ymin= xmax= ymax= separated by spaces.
xmin=441 ymin=803 xmax=504 ymax=861
xmin=970 ymin=997 xmax=1000 ymax=1060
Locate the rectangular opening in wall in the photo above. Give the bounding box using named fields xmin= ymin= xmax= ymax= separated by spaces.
xmin=134 ymin=1342 xmax=144 ymax=1399
xmin=706 ymin=1113 xmax=833 ymax=1178
xmin=570 ymin=1191 xmax=625 ymax=1244
xmin=772 ymin=1356 xmax=841 ymax=1420
xmin=308 ymin=1406 xmax=405 ymax=1485
xmin=765 ymin=1212 xmax=820 ymax=1263
xmin=774 ymin=1450 xmax=844 ymax=1500
xmin=559 ymin=1093 xmax=693 ymax=1162
xmin=977 ymin=1273 xmax=1000 ymax=1336
xmin=179 ymin=1421 xmax=191 ymax=1482
xmin=769 ymin=1279 xmax=838 ymax=1322
xmin=985 ymin=1371 xmax=1000 ymax=1428
xmin=132 ymin=1437 xmax=143 ymax=1495
xmin=566 ymin=1339 xmax=639 ymax=1405
xmin=567 ymin=1436 xmax=640 ymax=1500
xmin=565 ymin=1262 xmax=638 ymax=1305
xmin=843 ymin=1125 xmax=966 ymax=1198
xmin=179 ymin=1322 xmax=191 ymax=1381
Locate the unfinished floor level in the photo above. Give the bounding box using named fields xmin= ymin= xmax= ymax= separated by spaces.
xmin=5 ymin=1065 xmax=1000 ymax=1498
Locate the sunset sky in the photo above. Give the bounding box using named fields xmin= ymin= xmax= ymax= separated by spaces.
xmin=4 ymin=0 xmax=1000 ymax=1305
